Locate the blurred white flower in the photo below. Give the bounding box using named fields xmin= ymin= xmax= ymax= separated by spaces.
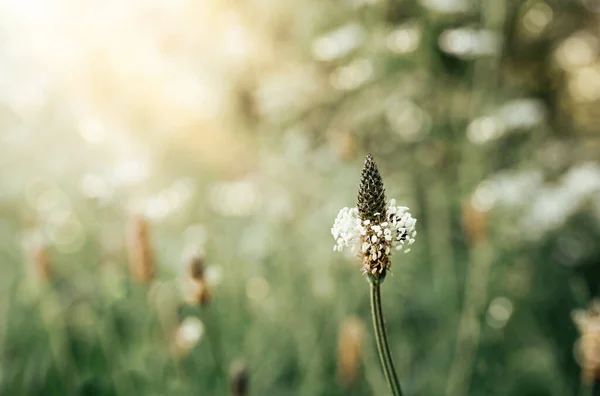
xmin=522 ymin=2 xmax=553 ymax=37
xmin=467 ymin=116 xmax=505 ymax=144
xmin=330 ymin=58 xmax=373 ymax=91
xmin=486 ymin=297 xmax=514 ymax=329
xmin=386 ymin=22 xmax=422 ymax=54
xmin=420 ymin=0 xmax=472 ymax=13
xmin=554 ymin=31 xmax=596 ymax=71
xmin=174 ymin=317 xmax=205 ymax=353
xmin=312 ymin=23 xmax=365 ymax=61
xmin=209 ymin=178 xmax=262 ymax=217
xmin=467 ymin=99 xmax=545 ymax=144
xmin=386 ymin=97 xmax=431 ymax=141
xmin=475 ymin=163 xmax=600 ymax=238
xmin=439 ymin=28 xmax=501 ymax=58
xmin=497 ymin=99 xmax=545 ymax=130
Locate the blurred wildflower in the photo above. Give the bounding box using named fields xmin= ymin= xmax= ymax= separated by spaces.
xmin=386 ymin=22 xmax=422 ymax=55
xmin=206 ymin=266 xmax=224 ymax=286
xmin=253 ymin=65 xmax=323 ymax=123
xmin=79 ymin=173 xmax=113 ymax=201
xmin=209 ymin=179 xmax=262 ymax=217
xmin=439 ymin=28 xmax=501 ymax=58
xmin=173 ymin=316 xmax=205 ymax=356
xmin=185 ymin=252 xmax=211 ymax=307
xmin=246 ymin=276 xmax=269 ymax=302
xmin=329 ymin=129 xmax=357 ymax=160
xmin=467 ymin=116 xmax=505 ymax=144
xmin=569 ymin=64 xmax=600 ymax=103
xmin=486 ymin=297 xmax=513 ymax=329
xmin=188 ymin=251 xmax=206 ymax=280
xmin=524 ymin=163 xmax=600 ymax=236
xmin=330 ymin=58 xmax=373 ymax=91
xmin=573 ymin=300 xmax=600 ymax=383
xmin=24 ymin=236 xmax=52 ymax=282
xmin=521 ymin=2 xmax=553 ymax=37
xmin=126 ymin=214 xmax=155 ymax=284
xmin=420 ymin=0 xmax=472 ymax=13
xmin=462 ymin=199 xmax=488 ymax=245
xmin=229 ymin=360 xmax=249 ymax=396
xmin=143 ymin=179 xmax=195 ymax=221
xmin=21 ymin=226 xmax=52 ymax=282
xmin=497 ymin=99 xmax=545 ymax=130
xmin=312 ymin=23 xmax=365 ymax=61
xmin=331 ymin=155 xmax=416 ymax=282
xmin=337 ymin=316 xmax=365 ymax=388
xmin=386 ymin=97 xmax=431 ymax=142
xmin=554 ymin=31 xmax=597 ymax=71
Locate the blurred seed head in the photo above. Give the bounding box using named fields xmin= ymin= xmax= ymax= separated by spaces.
xmin=229 ymin=360 xmax=249 ymax=396
xmin=184 ymin=252 xmax=212 ymax=306
xmin=22 ymin=229 xmax=52 ymax=283
xmin=462 ymin=199 xmax=488 ymax=245
xmin=126 ymin=214 xmax=155 ymax=284
xmin=184 ymin=278 xmax=212 ymax=307
xmin=329 ymin=129 xmax=357 ymax=160
xmin=188 ymin=251 xmax=206 ymax=281
xmin=573 ymin=300 xmax=600 ymax=383
xmin=30 ymin=240 xmax=52 ymax=282
xmin=337 ymin=316 xmax=365 ymax=388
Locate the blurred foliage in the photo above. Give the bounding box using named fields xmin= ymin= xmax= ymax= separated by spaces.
xmin=1 ymin=0 xmax=600 ymax=395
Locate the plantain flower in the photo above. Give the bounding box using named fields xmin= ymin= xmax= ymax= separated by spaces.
xmin=331 ymin=154 xmax=416 ymax=282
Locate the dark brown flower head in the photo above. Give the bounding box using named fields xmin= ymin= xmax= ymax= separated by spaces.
xmin=229 ymin=360 xmax=249 ymax=396
xmin=188 ymin=252 xmax=206 ymax=281
xmin=357 ymin=154 xmax=386 ymax=222
xmin=186 ymin=252 xmax=212 ymax=306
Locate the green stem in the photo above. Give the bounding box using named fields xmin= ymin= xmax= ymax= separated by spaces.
xmin=579 ymin=377 xmax=593 ymax=396
xmin=370 ymin=282 xmax=404 ymax=396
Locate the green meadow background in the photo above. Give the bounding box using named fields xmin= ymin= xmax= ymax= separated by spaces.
xmin=1 ymin=0 xmax=600 ymax=395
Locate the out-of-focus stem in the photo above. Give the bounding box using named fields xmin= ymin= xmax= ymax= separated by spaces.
xmin=579 ymin=376 xmax=594 ymax=396
xmin=203 ymin=306 xmax=226 ymax=388
xmin=370 ymin=282 xmax=403 ymax=396
xmin=445 ymin=243 xmax=493 ymax=396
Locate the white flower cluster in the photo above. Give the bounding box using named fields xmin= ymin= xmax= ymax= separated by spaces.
xmin=331 ymin=199 xmax=417 ymax=259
